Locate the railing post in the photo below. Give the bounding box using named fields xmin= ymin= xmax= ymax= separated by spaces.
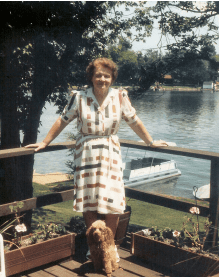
xmin=204 ymin=157 xmax=219 ymax=250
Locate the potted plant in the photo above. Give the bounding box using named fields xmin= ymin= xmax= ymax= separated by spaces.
xmin=131 ymin=206 xmax=219 ymax=277
xmin=1 ymin=202 xmax=76 ymax=277
xmin=4 ymin=222 xmax=76 ymax=276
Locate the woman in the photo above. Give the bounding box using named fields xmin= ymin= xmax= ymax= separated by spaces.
xmin=26 ymin=57 xmax=167 ymax=246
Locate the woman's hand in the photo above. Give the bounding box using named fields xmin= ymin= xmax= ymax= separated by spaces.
xmin=25 ymin=142 xmax=47 ymax=152
xmin=151 ymin=140 xmax=168 ymax=148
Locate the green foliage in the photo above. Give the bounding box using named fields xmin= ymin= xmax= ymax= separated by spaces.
xmin=0 ymin=218 xmax=17 ymax=236
xmin=9 ymin=202 xmax=24 ymax=214
xmin=108 ymin=38 xmax=139 ymax=85
xmin=127 ymin=197 xmax=209 ymax=232
xmin=36 ymin=223 xmax=67 ymax=241
xmin=142 ymin=210 xmax=212 ymax=251
xmin=182 ymin=210 xmax=212 ymax=250
xmin=69 ymin=216 xmax=87 ymax=235
xmin=152 ymin=1 xmax=218 ymax=50
xmin=0 ymin=1 xmax=218 ymax=147
xmin=32 ymin=182 xmax=77 ymax=231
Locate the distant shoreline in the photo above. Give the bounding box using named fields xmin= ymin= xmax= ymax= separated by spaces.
xmin=121 ymin=85 xmax=218 ymax=93
xmin=163 ymin=87 xmax=202 ymax=91
xmin=73 ymin=85 xmax=218 ymax=93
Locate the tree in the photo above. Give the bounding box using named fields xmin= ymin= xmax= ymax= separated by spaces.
xmin=171 ymin=59 xmax=210 ymax=86
xmin=105 ymin=1 xmax=219 ymax=90
xmin=0 ymin=1 xmax=113 ymax=229
xmin=137 ymin=50 xmax=165 ymax=89
xmin=107 ymin=38 xmax=139 ymax=85
xmin=0 ymin=1 xmax=155 ymax=229
xmin=0 ymin=1 xmax=218 ymax=229
xmin=151 ymin=1 xmax=219 ymax=52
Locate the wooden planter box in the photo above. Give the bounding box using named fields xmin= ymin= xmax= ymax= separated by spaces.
xmin=131 ymin=231 xmax=219 ymax=277
xmin=5 ymin=232 xmax=76 ymax=276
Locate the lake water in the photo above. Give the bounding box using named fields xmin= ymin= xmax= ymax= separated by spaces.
xmin=34 ymin=90 xmax=219 ymax=199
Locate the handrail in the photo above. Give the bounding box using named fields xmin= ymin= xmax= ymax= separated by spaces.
xmin=0 ymin=140 xmax=218 ymax=246
xmin=0 ymin=189 xmax=74 ymax=217
xmin=119 ymin=139 xmax=219 ymax=159
xmin=0 ymin=188 xmax=210 ymax=218
xmin=0 ymin=141 xmax=76 ymax=159
xmin=0 ymin=140 xmax=218 ymax=159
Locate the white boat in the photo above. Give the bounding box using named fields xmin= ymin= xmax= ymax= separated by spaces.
xmin=193 ymin=184 xmax=210 ymax=200
xmin=123 ymin=157 xmax=181 ymax=188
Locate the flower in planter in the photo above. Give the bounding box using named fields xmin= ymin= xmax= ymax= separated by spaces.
xmin=15 ymin=224 xmax=27 ymax=233
xmin=172 ymin=230 xmax=180 ymax=237
xmin=189 ymin=207 xmax=200 ymax=215
xmin=140 ymin=205 xmax=213 ymax=253
xmin=36 ymin=223 xmax=67 ymax=241
xmin=172 ymin=230 xmax=182 ymax=247
xmin=14 ymin=223 xmax=27 ymax=247
xmin=142 ymin=229 xmax=152 ymax=236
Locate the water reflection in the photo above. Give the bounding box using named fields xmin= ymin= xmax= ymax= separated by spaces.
xmin=126 ymin=177 xmax=179 ymax=196
xmin=168 ymin=91 xmax=203 ymax=117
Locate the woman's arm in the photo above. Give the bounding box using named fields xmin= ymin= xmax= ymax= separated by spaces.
xmin=25 ymin=117 xmax=69 ymax=152
xmin=129 ymin=118 xmax=168 ymax=147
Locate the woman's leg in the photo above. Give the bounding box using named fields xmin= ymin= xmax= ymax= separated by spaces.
xmin=83 ymin=211 xmax=98 ymax=229
xmin=104 ymin=214 xmax=119 ymax=238
xmin=83 ymin=211 xmax=98 ymax=259
xmin=105 ymin=214 xmax=120 ymax=262
xmin=83 ymin=212 xmax=119 ymax=237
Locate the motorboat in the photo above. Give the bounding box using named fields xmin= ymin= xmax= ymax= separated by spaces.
xmin=122 ymin=157 xmax=181 ymax=188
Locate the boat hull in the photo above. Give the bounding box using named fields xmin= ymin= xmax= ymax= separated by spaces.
xmin=123 ymin=158 xmax=181 ymax=187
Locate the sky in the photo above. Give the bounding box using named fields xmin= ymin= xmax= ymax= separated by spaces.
xmin=128 ymin=1 xmax=219 ymax=54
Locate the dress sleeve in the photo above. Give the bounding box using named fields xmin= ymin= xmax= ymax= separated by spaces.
xmin=120 ymin=90 xmax=138 ymax=125
xmin=61 ymin=90 xmax=78 ymax=123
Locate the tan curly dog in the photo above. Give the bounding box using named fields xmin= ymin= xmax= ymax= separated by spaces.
xmin=86 ymin=220 xmax=119 ymax=277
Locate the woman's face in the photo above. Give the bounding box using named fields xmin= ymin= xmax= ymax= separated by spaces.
xmin=91 ymin=65 xmax=112 ymax=94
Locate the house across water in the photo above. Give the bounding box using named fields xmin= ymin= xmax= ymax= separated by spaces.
xmin=203 ymin=81 xmax=214 ymax=90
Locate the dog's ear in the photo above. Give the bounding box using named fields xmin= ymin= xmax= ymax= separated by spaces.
xmin=86 ymin=226 xmax=95 ymax=245
xmin=86 ymin=225 xmax=92 ymax=237
xmin=104 ymin=226 xmax=114 ymax=242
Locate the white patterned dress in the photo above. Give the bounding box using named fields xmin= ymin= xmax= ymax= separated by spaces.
xmin=61 ymin=87 xmax=138 ymax=214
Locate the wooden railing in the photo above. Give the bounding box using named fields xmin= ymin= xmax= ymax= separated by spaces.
xmin=0 ymin=139 xmax=218 ymax=246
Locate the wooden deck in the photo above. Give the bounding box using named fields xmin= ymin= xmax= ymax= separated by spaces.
xmin=10 ymin=235 xmax=219 ymax=277
xmin=14 ymin=247 xmax=220 ymax=277
xmin=16 ymin=247 xmax=181 ymax=277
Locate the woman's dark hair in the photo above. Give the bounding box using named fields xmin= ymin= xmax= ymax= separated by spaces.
xmin=86 ymin=58 xmax=118 ymax=86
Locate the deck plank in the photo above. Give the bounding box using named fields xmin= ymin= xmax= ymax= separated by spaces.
xmin=10 ymin=246 xmax=214 ymax=277
xmin=59 ymin=248 xmax=172 ymax=277
xmin=23 ymin=270 xmax=54 ymax=277
xmin=44 ymin=264 xmax=80 ymax=277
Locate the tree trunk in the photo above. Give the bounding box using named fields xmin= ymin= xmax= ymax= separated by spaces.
xmin=0 ymin=39 xmax=34 ymax=231
xmin=0 ymin=28 xmax=82 ymax=232
xmin=0 ymin=34 xmax=50 ymax=231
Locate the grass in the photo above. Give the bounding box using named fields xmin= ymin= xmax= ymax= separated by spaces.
xmin=32 ymin=182 xmax=81 ymax=230
xmin=32 ymin=182 xmax=209 ymax=233
xmin=127 ymin=198 xmax=208 ymax=232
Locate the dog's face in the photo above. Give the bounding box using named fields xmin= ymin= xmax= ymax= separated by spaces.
xmin=86 ymin=220 xmax=114 ymax=246
xmin=89 ymin=220 xmax=106 ymax=243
